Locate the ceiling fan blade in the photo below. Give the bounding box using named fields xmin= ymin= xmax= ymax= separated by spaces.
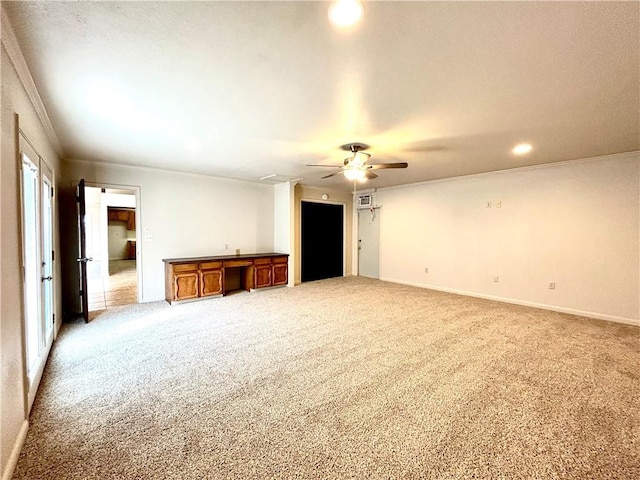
xmin=368 ymin=162 xmax=408 ymax=169
xmin=306 ymin=164 xmax=342 ymax=168
xmin=365 ymin=170 xmax=379 ymax=179
xmin=321 ymin=171 xmax=343 ymax=179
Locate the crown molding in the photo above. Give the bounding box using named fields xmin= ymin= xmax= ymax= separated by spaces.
xmin=63 ymin=157 xmax=277 ymax=188
xmin=379 ymin=150 xmax=640 ymax=193
xmin=1 ymin=7 xmax=63 ymax=157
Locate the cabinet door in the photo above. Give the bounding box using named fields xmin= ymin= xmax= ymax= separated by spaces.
xmin=201 ymin=269 xmax=223 ymax=297
xmin=127 ymin=211 xmax=135 ymax=230
xmin=128 ymin=241 xmax=136 ymax=260
xmin=254 ymin=264 xmax=272 ymax=288
xmin=174 ymin=272 xmax=199 ymax=300
xmin=272 ymin=263 xmax=288 ymax=286
xmin=116 ymin=210 xmax=129 ymax=221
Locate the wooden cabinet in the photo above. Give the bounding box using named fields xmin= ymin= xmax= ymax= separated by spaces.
xmin=127 ymin=212 xmax=135 ymax=231
xmin=253 ymin=256 xmax=288 ymax=288
xmin=164 ymin=253 xmax=288 ymax=304
xmin=108 ymin=209 xmax=128 ymax=222
xmin=108 ymin=208 xmax=135 ymax=230
xmin=200 ymin=261 xmax=223 ymax=297
xmin=254 ymin=258 xmax=272 ymax=288
xmin=272 ymin=256 xmax=288 ymax=286
xmin=171 ymin=263 xmax=199 ymax=301
xmin=128 ymin=240 xmax=137 ymax=260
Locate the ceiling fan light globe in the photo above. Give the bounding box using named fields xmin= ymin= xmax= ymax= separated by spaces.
xmin=329 ymin=0 xmax=364 ymax=27
xmin=344 ymin=168 xmax=366 ymax=181
xmin=352 ymin=151 xmax=370 ymax=166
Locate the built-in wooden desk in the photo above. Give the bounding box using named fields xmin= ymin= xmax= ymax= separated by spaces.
xmin=163 ymin=253 xmax=288 ymax=304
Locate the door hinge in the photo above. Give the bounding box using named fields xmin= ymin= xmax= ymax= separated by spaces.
xmin=51 ymin=186 xmax=54 ymax=198
xmin=79 ymin=290 xmax=83 ymax=297
xmin=52 ymin=250 xmax=55 ymax=261
xmin=53 ymin=313 xmax=55 ymax=325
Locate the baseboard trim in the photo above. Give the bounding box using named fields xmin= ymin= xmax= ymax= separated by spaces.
xmin=2 ymin=419 xmax=28 ymax=480
xmin=380 ymin=278 xmax=639 ymax=327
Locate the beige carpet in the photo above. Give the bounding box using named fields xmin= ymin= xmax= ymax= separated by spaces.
xmin=13 ymin=276 xmax=639 ymax=479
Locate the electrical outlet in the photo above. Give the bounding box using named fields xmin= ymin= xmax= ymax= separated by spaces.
xmin=144 ymin=235 xmax=152 ymax=241
xmin=493 ymin=276 xmax=499 ymax=282
xmin=424 ymin=267 xmax=429 ymax=273
xmin=486 ymin=201 xmax=492 ymax=208
xmin=549 ymin=282 xmax=556 ymax=290
xmin=225 ymin=243 xmax=229 ymax=250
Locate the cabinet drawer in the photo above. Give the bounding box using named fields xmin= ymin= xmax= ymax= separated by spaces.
xmin=254 ymin=258 xmax=271 ymax=265
xmin=224 ymin=260 xmax=252 ymax=268
xmin=173 ymin=263 xmax=198 ymax=272
xmin=272 ymin=256 xmax=288 ymax=264
xmin=200 ymin=261 xmax=222 ymax=270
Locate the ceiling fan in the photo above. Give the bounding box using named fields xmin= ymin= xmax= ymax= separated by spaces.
xmin=306 ymin=143 xmax=408 ymax=181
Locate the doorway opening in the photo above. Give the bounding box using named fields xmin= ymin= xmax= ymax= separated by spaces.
xmin=301 ymin=200 xmax=344 ymax=282
xmin=84 ymin=186 xmax=138 ymax=315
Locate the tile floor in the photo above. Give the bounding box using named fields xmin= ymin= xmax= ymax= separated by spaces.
xmin=87 ymin=259 xmax=137 ymax=311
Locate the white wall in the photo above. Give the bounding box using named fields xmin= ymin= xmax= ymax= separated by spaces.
xmin=107 ymin=223 xmax=130 ymax=260
xmin=1 ymin=17 xmax=62 ymax=480
xmin=104 ymin=192 xmax=135 ymax=209
xmin=375 ymin=154 xmax=639 ymax=324
xmin=60 ymin=160 xmax=275 ymax=310
xmin=273 ymin=182 xmax=292 ymax=253
xmin=273 ymin=182 xmax=296 ymax=286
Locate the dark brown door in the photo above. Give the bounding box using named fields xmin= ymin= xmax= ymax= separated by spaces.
xmin=76 ymin=179 xmax=91 ymax=322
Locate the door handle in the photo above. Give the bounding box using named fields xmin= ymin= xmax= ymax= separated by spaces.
xmin=41 ymin=276 xmax=53 ymax=282
xmin=76 ymin=257 xmax=93 ymax=263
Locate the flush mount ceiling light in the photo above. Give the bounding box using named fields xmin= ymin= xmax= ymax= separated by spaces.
xmin=512 ymin=143 xmax=533 ymax=155
xmin=329 ymin=0 xmax=364 ymax=27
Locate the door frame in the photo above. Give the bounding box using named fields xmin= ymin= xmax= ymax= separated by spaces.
xmin=83 ymin=181 xmax=143 ymax=305
xmin=299 ymin=197 xmax=347 ymax=280
xmin=18 ymin=129 xmax=56 ymax=411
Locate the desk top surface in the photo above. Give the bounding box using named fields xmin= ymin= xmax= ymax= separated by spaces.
xmin=163 ymin=252 xmax=288 ymax=264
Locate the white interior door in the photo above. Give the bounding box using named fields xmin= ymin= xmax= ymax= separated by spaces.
xmin=358 ymin=207 xmax=380 ymax=278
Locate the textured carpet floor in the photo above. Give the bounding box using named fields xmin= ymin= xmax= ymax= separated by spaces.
xmin=13 ymin=276 xmax=640 ymax=479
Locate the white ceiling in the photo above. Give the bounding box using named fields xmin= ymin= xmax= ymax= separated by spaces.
xmin=4 ymin=1 xmax=639 ymax=191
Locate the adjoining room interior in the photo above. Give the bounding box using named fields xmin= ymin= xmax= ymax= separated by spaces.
xmin=1 ymin=1 xmax=638 ymax=479
xmin=84 ymin=186 xmax=138 ymax=316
